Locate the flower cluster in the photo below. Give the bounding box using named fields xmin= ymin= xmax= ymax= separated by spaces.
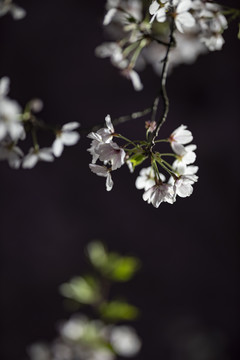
xmin=0 ymin=0 xmax=26 ymax=20
xmin=28 ymin=315 xmax=141 ymax=360
xmin=88 ymin=115 xmax=198 ymax=207
xmin=0 ymin=77 xmax=80 ymax=169
xmin=136 ymin=124 xmax=198 ymax=207
xmin=95 ymin=0 xmax=229 ymax=90
xmin=88 ymin=115 xmax=126 ymax=191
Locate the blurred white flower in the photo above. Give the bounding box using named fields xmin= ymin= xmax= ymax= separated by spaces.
xmin=52 ymin=122 xmax=80 ymax=157
xmin=110 ymin=326 xmax=141 ymax=357
xmin=0 ymin=0 xmax=26 ymax=20
xmin=89 ymin=164 xmax=114 ymax=191
xmin=22 ymin=147 xmax=54 ymax=169
xmin=122 ymin=68 xmax=143 ymax=91
xmin=95 ymin=42 xmax=128 ymax=69
xmin=0 ymin=143 xmax=23 ymax=168
xmin=143 ymin=183 xmax=174 ymax=207
xmin=0 ymin=77 xmax=25 ymax=142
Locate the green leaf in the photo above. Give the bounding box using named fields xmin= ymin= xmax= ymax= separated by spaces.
xmin=106 ymin=256 xmax=141 ymax=282
xmin=87 ymin=241 xmax=108 ymax=269
xmin=100 ymin=300 xmax=139 ymax=321
xmin=128 ymin=152 xmax=147 ymax=170
xmin=86 ymin=241 xmax=141 ymax=282
xmin=59 ymin=275 xmax=100 ymax=305
xmin=238 ymin=23 xmax=240 ymax=40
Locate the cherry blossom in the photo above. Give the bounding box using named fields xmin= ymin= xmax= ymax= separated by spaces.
xmin=169 ymin=124 xmax=193 ymax=154
xmin=52 ymin=122 xmax=80 ymax=157
xmin=89 ymin=164 xmax=114 ymax=191
xmin=149 ymin=0 xmax=170 ymax=24
xmin=96 ymin=142 xmax=126 ymax=170
xmin=135 ymin=167 xmax=165 ymax=191
xmin=110 ymin=326 xmax=141 ymax=357
xmin=143 ymin=183 xmax=175 ymax=207
xmin=0 ymin=143 xmax=23 ymax=168
xmin=0 ymin=77 xmax=25 ymax=142
xmin=22 ymin=147 xmax=54 ymax=169
xmin=173 ymin=174 xmax=198 ymax=198
xmin=0 ymin=0 xmax=26 ymax=20
xmin=172 ymin=0 xmax=195 ymax=33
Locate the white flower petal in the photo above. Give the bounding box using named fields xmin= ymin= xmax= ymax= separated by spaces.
xmin=106 ymin=172 xmax=113 ymax=191
xmin=62 ymin=122 xmax=80 ymax=131
xmin=61 ymin=132 xmax=80 ymax=146
xmin=89 ymin=164 xmax=108 ymax=177
xmin=0 ymin=77 xmax=10 ymax=97
xmin=22 ymin=153 xmax=38 ymax=169
xmin=53 ymin=138 xmax=64 ymax=157
xmin=129 ymin=70 xmax=143 ymax=91
xmin=177 ymin=0 xmax=192 ymax=13
xmin=103 ymin=8 xmax=117 ymax=25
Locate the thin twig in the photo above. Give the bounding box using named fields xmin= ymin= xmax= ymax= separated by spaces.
xmin=148 ymin=16 xmax=175 ymax=147
xmin=80 ymin=107 xmax=152 ymax=136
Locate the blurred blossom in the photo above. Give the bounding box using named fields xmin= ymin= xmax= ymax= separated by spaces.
xmin=28 ymin=314 xmax=141 ymax=360
xmin=52 ymin=122 xmax=80 ymax=158
xmin=22 ymin=147 xmax=54 ymax=169
xmin=0 ymin=0 xmax=26 ymax=19
xmin=110 ymin=326 xmax=142 ymax=357
xmin=0 ymin=77 xmax=25 ymax=142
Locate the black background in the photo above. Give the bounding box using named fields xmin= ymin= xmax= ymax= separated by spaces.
xmin=0 ymin=1 xmax=239 ymax=359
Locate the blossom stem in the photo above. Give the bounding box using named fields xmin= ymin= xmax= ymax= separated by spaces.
xmin=80 ymin=107 xmax=152 ymax=135
xmin=148 ymin=15 xmax=175 ymax=146
xmin=160 ymin=153 xmax=177 ymax=157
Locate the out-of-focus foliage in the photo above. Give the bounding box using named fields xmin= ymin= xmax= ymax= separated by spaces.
xmin=87 ymin=240 xmax=141 ymax=282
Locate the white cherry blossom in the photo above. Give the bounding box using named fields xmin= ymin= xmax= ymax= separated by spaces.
xmin=52 ymin=122 xmax=80 ymax=157
xmin=172 ymin=143 xmax=197 ymax=167
xmin=0 ymin=0 xmax=26 ymax=20
xmin=122 ymin=68 xmax=143 ymax=91
xmin=96 ymin=142 xmax=126 ymax=170
xmin=172 ymin=0 xmax=195 ymax=33
xmin=89 ymin=164 xmax=114 ymax=191
xmin=0 ymin=143 xmax=23 ymax=169
xmin=0 ymin=77 xmax=25 ymax=142
xmin=95 ymin=42 xmax=128 ymax=69
xmin=88 ymin=115 xmax=115 ymax=163
xmin=173 ymin=174 xmax=198 ymax=198
xmin=149 ymin=0 xmax=170 ymax=24
xmin=110 ymin=326 xmax=141 ymax=357
xmin=22 ymin=147 xmax=54 ymax=169
xmin=135 ymin=166 xmax=166 ymax=191
xmin=169 ymin=124 xmax=193 ymax=154
xmin=143 ymin=183 xmax=174 ymax=207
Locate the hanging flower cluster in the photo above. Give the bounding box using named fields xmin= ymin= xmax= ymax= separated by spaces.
xmin=88 ymin=116 xmax=198 ymax=207
xmin=95 ymin=0 xmax=229 ymax=90
xmin=0 ymin=77 xmax=80 ymax=169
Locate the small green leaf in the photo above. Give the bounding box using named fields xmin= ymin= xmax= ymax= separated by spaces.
xmin=87 ymin=241 xmax=108 ymax=269
xmin=59 ymin=275 xmax=100 ymax=305
xmin=100 ymin=300 xmax=139 ymax=321
xmin=128 ymin=152 xmax=147 ymax=170
xmin=107 ymin=256 xmax=141 ymax=282
xmin=238 ymin=23 xmax=240 ymax=40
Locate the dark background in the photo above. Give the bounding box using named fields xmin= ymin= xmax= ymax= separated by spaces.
xmin=0 ymin=1 xmax=239 ymax=359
